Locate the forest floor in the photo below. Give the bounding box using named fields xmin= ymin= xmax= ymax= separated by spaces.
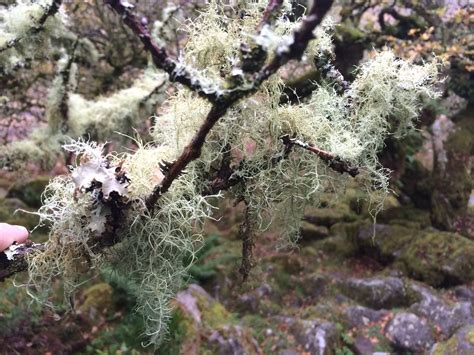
xmin=1 ymin=177 xmax=474 ymax=354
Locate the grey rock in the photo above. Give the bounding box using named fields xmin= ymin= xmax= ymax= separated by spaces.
xmin=385 ymin=312 xmax=435 ymax=352
xmin=353 ymin=335 xmax=376 ymax=354
xmin=208 ymin=326 xmax=250 ymax=355
xmin=345 ymin=306 xmax=389 ymax=328
xmin=300 ymin=274 xmax=329 ymax=298
xmin=410 ymin=284 xmax=474 ymax=338
xmin=340 ymin=277 xmax=408 ymax=309
xmin=236 ymin=283 xmax=272 ymax=313
xmin=454 ymin=286 xmax=474 ymax=304
xmin=278 ymin=350 xmax=300 ymax=355
xmin=280 ymin=317 xmax=339 ymax=355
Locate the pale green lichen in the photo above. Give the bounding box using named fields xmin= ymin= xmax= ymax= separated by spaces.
xmin=152 ymin=2 xmax=439 ymax=247
xmin=1 ymin=67 xmax=166 ymax=171
xmin=67 ymin=71 xmax=166 ymax=141
xmin=0 ymin=0 xmax=68 ymax=74
xmin=22 ymin=0 xmax=439 ymax=348
xmin=26 ymin=139 xmax=218 ymax=345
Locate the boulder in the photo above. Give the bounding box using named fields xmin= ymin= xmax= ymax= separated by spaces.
xmin=340 ymin=277 xmax=409 ymax=309
xmin=345 ymin=306 xmax=390 ymax=328
xmin=304 ymin=205 xmax=356 ymax=227
xmin=300 ymin=221 xmax=329 ymax=241
xmin=279 ymin=317 xmax=339 ymax=354
xmin=208 ymin=325 xmax=259 ymax=355
xmin=349 ymin=223 xmax=474 ymax=286
xmin=454 ymin=286 xmax=474 ymax=305
xmin=168 ymin=284 xmax=260 ymax=354
xmin=410 ymin=284 xmax=474 ymax=338
xmin=385 ymin=312 xmax=435 ymax=352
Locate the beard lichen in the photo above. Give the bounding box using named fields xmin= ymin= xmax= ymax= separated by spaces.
xmin=26 ymin=139 xmax=217 ymax=345
xmin=0 ymin=66 xmax=166 ymax=171
xmin=21 ymin=0 xmax=440 ymax=348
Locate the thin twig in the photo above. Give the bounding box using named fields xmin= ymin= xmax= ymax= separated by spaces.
xmin=281 ymin=135 xmax=359 ymax=177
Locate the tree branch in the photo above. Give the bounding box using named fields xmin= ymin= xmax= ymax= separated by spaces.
xmin=144 ymin=0 xmax=334 ymax=209
xmin=259 ymin=0 xmax=284 ymax=30
xmin=0 ymin=0 xmax=335 ymax=280
xmin=281 ymin=135 xmax=359 ymax=177
xmin=104 ymin=0 xmax=221 ymax=103
xmin=0 ymin=241 xmax=44 ymax=281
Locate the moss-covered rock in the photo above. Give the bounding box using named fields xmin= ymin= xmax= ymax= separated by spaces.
xmin=378 ymin=205 xmax=431 ymax=229
xmin=401 ymin=231 xmax=474 ymax=286
xmin=300 ymin=221 xmax=329 ymax=242
xmin=431 ymin=325 xmax=474 ymax=354
xmin=163 ymin=284 xmax=260 ymax=354
xmin=339 ymin=277 xmax=410 ymax=310
xmin=79 ymin=283 xmax=115 ymax=319
xmin=6 ymin=176 xmax=50 ymax=208
xmin=278 ymin=316 xmax=340 ymax=354
xmin=348 ymin=223 xmax=474 ymax=286
xmin=304 ymin=204 xmax=357 ymax=228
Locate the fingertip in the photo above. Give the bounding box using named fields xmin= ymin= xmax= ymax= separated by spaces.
xmin=14 ymin=225 xmax=29 ymax=243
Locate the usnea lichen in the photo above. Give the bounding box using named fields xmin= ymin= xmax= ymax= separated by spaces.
xmin=22 ymin=0 xmax=440 ymax=347
xmin=0 ymin=68 xmax=166 ymax=171
xmin=26 ymin=139 xmax=217 ymax=345
xmin=0 ymin=0 xmax=68 ymax=74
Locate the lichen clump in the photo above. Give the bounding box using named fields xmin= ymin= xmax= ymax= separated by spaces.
xmin=0 ymin=0 xmax=68 ymax=73
xmin=25 ymin=0 xmax=439 ymax=347
xmin=0 ymin=69 xmax=166 ymax=171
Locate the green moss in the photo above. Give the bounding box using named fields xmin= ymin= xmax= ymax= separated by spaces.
xmin=79 ymin=283 xmax=115 ymax=313
xmin=7 ymin=176 xmax=50 ymax=208
xmin=400 ymin=231 xmax=474 ymax=286
xmin=193 ymin=289 xmax=233 ymax=329
xmin=466 ymin=329 xmax=474 ymax=345
xmin=305 ymin=205 xmax=357 ymax=227
xmin=336 ymin=22 xmax=366 ymax=43
xmin=378 ymin=205 xmax=431 ymax=229
xmin=241 ymin=315 xmax=271 ymax=344
xmin=159 ymin=309 xmax=197 ymax=355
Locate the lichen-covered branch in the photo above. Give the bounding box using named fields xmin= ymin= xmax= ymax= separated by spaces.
xmin=259 ymin=0 xmax=284 ymax=29
xmin=281 ymin=135 xmax=359 ymax=177
xmin=144 ymin=0 xmax=334 ymax=209
xmin=104 ymin=0 xmax=221 ymax=103
xmin=0 ymin=241 xmax=44 ymax=281
xmin=0 ymin=0 xmax=63 ymax=53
